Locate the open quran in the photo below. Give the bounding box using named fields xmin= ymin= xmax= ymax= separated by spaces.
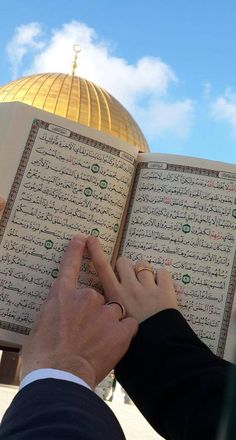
xmin=0 ymin=102 xmax=236 ymax=359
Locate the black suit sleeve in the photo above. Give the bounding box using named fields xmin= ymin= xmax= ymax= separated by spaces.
xmin=0 ymin=379 xmax=125 ymax=440
xmin=115 ymin=309 xmax=232 ymax=440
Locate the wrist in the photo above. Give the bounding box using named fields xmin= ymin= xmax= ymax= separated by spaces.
xmin=139 ymin=305 xmax=179 ymax=323
xmin=22 ymin=354 xmax=96 ymax=389
xmin=20 ymin=368 xmax=92 ymax=391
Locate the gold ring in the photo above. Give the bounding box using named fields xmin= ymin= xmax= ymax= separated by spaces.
xmin=106 ymin=301 xmax=126 ymax=320
xmin=135 ymin=266 xmax=154 ymax=275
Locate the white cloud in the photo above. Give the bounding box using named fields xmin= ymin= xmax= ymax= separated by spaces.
xmin=137 ymin=99 xmax=194 ymax=141
xmin=6 ymin=22 xmax=45 ymax=78
xmin=211 ymin=89 xmax=236 ymax=136
xmin=6 ymin=21 xmax=194 ymax=144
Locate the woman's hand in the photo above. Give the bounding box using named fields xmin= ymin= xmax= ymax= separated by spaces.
xmin=87 ymin=237 xmax=178 ymax=323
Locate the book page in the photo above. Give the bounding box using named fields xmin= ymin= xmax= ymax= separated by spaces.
xmin=121 ymin=153 xmax=236 ymax=358
xmin=0 ymin=104 xmax=137 ymax=346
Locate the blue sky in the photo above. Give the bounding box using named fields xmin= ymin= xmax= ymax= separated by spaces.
xmin=1 ymin=0 xmax=236 ymax=163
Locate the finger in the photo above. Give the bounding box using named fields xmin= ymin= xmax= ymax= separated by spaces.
xmin=78 ymin=287 xmax=105 ymax=307
xmin=87 ymin=236 xmax=120 ymax=299
xmin=57 ymin=234 xmax=87 ymax=289
xmin=119 ymin=317 xmax=138 ymax=342
xmin=105 ymin=301 xmax=126 ymax=321
xmin=134 ymin=260 xmax=155 ymax=285
xmin=155 ymin=268 xmax=173 ymax=287
xmin=109 ymin=317 xmax=138 ymax=367
xmin=116 ymin=257 xmax=138 ymax=286
xmin=156 ymin=269 xmax=178 ymax=309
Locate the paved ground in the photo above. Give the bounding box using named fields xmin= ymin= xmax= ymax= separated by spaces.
xmin=0 ymin=385 xmax=164 ymax=439
xmin=0 ymin=386 xmax=18 ymax=421
xmin=107 ymin=401 xmax=163 ymax=440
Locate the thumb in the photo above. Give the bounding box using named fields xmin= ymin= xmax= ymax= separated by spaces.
xmin=110 ymin=317 xmax=138 ymax=367
xmin=119 ymin=317 xmax=139 ymax=348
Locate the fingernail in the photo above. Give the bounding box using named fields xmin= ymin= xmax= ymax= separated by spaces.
xmin=87 ymin=236 xmax=98 ymax=244
xmin=71 ymin=234 xmax=87 ymax=245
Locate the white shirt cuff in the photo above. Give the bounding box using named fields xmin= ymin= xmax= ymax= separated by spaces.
xmin=19 ymin=368 xmax=92 ymax=391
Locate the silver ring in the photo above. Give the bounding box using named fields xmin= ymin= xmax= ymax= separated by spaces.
xmin=106 ymin=301 xmax=126 ymax=320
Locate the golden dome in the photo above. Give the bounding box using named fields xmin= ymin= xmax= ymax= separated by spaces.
xmin=0 ymin=73 xmax=149 ymax=152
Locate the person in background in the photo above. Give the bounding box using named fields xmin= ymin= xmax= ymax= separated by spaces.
xmin=104 ymin=371 xmax=117 ymax=402
xmin=0 ymin=196 xmax=4 ymax=217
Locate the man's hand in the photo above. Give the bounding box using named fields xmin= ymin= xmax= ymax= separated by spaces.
xmin=21 ymin=235 xmax=138 ymax=389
